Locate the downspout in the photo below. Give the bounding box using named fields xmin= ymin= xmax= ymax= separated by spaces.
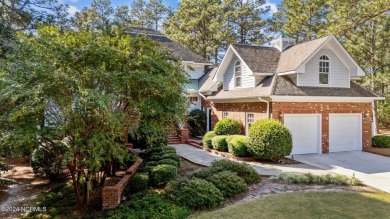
xmin=258 ymin=97 xmax=270 ymax=118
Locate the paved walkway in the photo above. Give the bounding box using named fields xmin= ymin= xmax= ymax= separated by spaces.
xmin=292 ymin=152 xmax=390 ymax=193
xmin=170 ymin=144 xmax=329 ymax=176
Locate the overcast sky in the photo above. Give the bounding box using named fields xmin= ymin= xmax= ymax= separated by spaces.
xmin=62 ymin=0 xmax=281 ymax=17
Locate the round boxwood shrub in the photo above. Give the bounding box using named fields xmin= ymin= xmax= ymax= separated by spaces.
xmin=165 ymin=178 xmax=224 ymax=209
xmin=247 ymin=119 xmax=292 ymax=161
xmin=161 ymin=153 xmax=181 ymax=163
xmin=214 ymin=118 xmax=242 ymax=135
xmin=211 ymin=159 xmax=260 ymax=184
xmin=127 ymin=172 xmax=150 ymax=193
xmin=158 ymin=159 xmax=179 ymax=168
xmin=151 ymin=165 xmax=177 ymax=186
xmin=228 ymin=136 xmax=248 ymax=157
xmin=145 ymin=161 xmax=158 ymax=167
xmin=225 ymin=135 xmax=245 ymax=144
xmin=211 ymin=135 xmax=228 ymax=151
xmin=149 ymin=154 xmax=163 ymax=162
xmin=203 ymin=131 xmax=216 ymax=149
xmin=206 ymin=171 xmax=248 ymax=198
xmin=372 ymin=135 xmax=390 ymax=148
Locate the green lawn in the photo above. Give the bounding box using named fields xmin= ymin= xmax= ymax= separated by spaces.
xmin=192 ymin=191 xmax=390 ymax=219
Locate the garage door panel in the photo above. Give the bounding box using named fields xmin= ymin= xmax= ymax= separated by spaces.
xmin=329 ymin=114 xmax=362 ymax=153
xmin=284 ymin=114 xmax=321 ymax=155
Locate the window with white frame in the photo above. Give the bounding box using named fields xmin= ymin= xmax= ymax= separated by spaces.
xmin=222 ymin=112 xmax=228 ymax=119
xmin=319 ymin=55 xmax=330 ymax=85
xmin=188 ymin=96 xmax=198 ymax=102
xmin=247 ymin=113 xmax=254 ymax=131
xmin=234 ymin=61 xmax=241 ymax=87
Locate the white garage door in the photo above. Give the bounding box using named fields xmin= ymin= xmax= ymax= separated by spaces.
xmin=284 ymin=114 xmax=321 ymax=155
xmin=329 ymin=114 xmax=362 ymax=152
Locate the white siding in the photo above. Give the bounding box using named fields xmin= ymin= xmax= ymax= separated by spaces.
xmin=299 ymin=49 xmax=350 ymax=88
xmin=186 ymin=64 xmax=205 ymax=79
xmin=223 ymin=55 xmax=255 ymax=90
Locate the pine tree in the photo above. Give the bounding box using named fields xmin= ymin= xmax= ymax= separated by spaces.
xmin=144 ymin=0 xmax=170 ymax=30
xmin=72 ymin=0 xmax=113 ymax=32
xmin=223 ymin=0 xmax=270 ymax=44
xmin=270 ymin=0 xmax=328 ymax=42
xmin=130 ymin=0 xmax=148 ymax=28
xmin=164 ymin=0 xmax=227 ymax=62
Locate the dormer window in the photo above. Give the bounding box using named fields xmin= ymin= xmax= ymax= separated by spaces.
xmin=319 ymin=55 xmax=330 ymax=85
xmin=235 ymin=61 xmax=241 ymax=87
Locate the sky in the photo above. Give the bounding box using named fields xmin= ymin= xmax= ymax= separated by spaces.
xmin=62 ymin=0 xmax=282 ymax=17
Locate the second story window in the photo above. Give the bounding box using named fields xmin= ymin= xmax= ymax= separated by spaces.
xmin=235 ymin=61 xmax=241 ymax=87
xmin=319 ymin=55 xmax=330 ymax=85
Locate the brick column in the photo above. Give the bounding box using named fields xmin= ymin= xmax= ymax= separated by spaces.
xmin=179 ymin=129 xmax=189 ymax=143
xmin=322 ymin=112 xmax=329 ymax=153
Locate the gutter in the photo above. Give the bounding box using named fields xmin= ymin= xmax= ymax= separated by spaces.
xmin=258 ymin=97 xmax=270 ymax=118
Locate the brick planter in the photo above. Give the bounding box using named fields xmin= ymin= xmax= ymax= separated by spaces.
xmin=102 ymin=156 xmax=143 ymax=210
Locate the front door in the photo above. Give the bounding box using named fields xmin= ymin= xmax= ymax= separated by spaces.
xmin=206 ymin=107 xmax=212 ymax=132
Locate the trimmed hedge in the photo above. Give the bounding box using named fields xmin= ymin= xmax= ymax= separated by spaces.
xmin=248 ymin=119 xmax=292 ymax=161
xmin=151 ymin=165 xmax=177 ymax=186
xmin=214 ymin=118 xmax=242 ymax=135
xmin=165 ymin=178 xmax=224 ymax=209
xmin=127 ymin=173 xmax=150 ymax=193
xmin=206 ymin=171 xmax=248 ymax=198
xmin=203 ymin=131 xmax=216 ymax=149
xmin=106 ymin=191 xmax=191 ymax=219
xmin=161 ymin=153 xmax=181 ymax=163
xmin=186 ymin=167 xmax=223 ymax=179
xmin=146 ymin=146 xmax=176 ymax=155
xmin=211 ymin=159 xmax=260 ymax=184
xmin=228 ymin=136 xmax=248 ymax=157
xmin=145 ymin=161 xmax=158 ymax=167
xmin=271 ymin=173 xmax=361 ymax=186
xmin=211 ymin=135 xmax=228 ymax=151
xmin=158 ymin=159 xmax=179 ymax=168
xmin=372 ymin=135 xmax=390 ymax=148
xmin=225 ymin=135 xmax=245 ymax=144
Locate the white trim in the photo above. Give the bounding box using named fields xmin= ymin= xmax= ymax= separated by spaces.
xmin=284 ymin=114 xmax=322 ymax=154
xmin=278 ymin=71 xmax=297 ymax=75
xmin=206 ymin=107 xmax=212 ymax=132
xmin=253 ymin=73 xmax=275 ymax=76
xmin=319 ymin=54 xmax=331 ymax=86
xmin=182 ymin=61 xmax=213 ymax=65
xmin=270 ymin=95 xmax=385 ymax=102
xmin=258 ymin=97 xmax=270 ymax=118
xmin=328 ymin=113 xmax=363 ymax=152
xmin=245 ymin=112 xmax=255 ymax=136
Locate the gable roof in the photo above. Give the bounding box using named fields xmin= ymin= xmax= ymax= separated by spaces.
xmin=276 ymin=36 xmax=329 ymax=73
xmin=124 ymin=27 xmax=210 ymax=64
xmin=206 ymin=75 xmax=382 ymax=101
xmin=199 ymin=68 xmax=218 ymax=93
xmin=231 ymin=44 xmax=280 ymax=73
xmin=272 ymin=76 xmax=381 ymax=97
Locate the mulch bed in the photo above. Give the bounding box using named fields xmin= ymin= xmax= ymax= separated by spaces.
xmin=365 ymin=147 xmax=390 ymax=157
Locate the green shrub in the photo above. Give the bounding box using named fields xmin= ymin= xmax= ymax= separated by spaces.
xmin=211 ymin=159 xmax=260 ymax=184
xmin=149 ymin=154 xmax=163 ymax=161
xmin=372 ymin=135 xmax=390 ymax=148
xmin=158 ymin=159 xmax=179 ymax=167
xmin=145 ymin=161 xmax=158 ymax=167
xmin=203 ymin=131 xmax=216 ymax=149
xmin=151 ymin=165 xmax=177 ymax=186
xmin=270 ymin=173 xmax=361 ymax=186
xmin=214 ymin=118 xmax=242 ymax=135
xmin=31 ymin=141 xmax=67 ymax=181
xmin=106 ymin=191 xmax=191 ymax=219
xmin=147 ymin=146 xmax=176 ymax=155
xmin=161 ymin=153 xmax=181 ymax=163
xmin=228 ymin=136 xmax=248 ymax=157
xmin=247 ymin=119 xmax=292 ymax=161
xmin=378 ymin=96 xmax=390 ymax=127
xmin=211 ymin=135 xmax=228 ymax=151
xmin=127 ymin=173 xmax=150 ymax=193
xmin=186 ymin=166 xmax=223 ymax=179
xmin=187 ymin=109 xmax=207 ymax=137
xmin=165 ymin=178 xmax=224 ymax=209
xmin=206 ymin=171 xmax=248 ymax=198
xmin=225 ymin=135 xmax=245 ymax=144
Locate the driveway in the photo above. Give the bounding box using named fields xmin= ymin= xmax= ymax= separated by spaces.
xmin=292 ymin=151 xmax=390 ymax=193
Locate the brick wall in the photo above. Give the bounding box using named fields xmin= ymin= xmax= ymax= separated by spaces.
xmin=102 ymin=157 xmax=143 ymax=210
xmin=271 ymin=102 xmax=373 ymax=153
xmin=209 ymin=101 xmax=268 ymax=134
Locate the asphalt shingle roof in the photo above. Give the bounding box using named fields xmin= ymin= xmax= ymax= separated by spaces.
xmin=231 ymin=44 xmax=281 ymax=73
xmin=124 ymin=27 xmax=210 ymax=63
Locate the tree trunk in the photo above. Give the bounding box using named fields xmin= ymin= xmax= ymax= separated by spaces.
xmin=67 ymin=163 xmax=82 ymax=208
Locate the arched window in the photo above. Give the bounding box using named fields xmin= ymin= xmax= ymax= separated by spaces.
xmin=235 ymin=61 xmax=241 ymax=87
xmin=319 ymin=55 xmax=330 ymax=85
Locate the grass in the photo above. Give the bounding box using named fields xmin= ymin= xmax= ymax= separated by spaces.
xmin=270 ymin=173 xmax=361 ymax=186
xmin=192 ymin=191 xmax=390 ymax=219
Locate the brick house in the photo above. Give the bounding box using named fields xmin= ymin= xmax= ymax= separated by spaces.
xmin=198 ymin=34 xmax=384 ymax=154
